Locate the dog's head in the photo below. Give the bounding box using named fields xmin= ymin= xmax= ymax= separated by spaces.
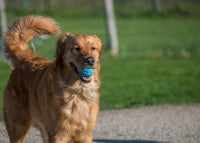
xmin=56 ymin=33 xmax=103 ymax=84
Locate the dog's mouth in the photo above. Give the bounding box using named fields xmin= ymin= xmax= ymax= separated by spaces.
xmin=70 ymin=62 xmax=93 ymax=83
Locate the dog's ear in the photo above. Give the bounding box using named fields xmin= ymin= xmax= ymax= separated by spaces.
xmin=56 ymin=34 xmax=66 ymax=69
xmin=56 ymin=33 xmax=70 ymax=68
xmin=56 ymin=33 xmax=76 ymax=69
xmin=92 ymin=35 xmax=104 ymax=54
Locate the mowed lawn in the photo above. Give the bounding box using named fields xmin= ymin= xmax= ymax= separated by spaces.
xmin=0 ymin=17 xmax=200 ymax=117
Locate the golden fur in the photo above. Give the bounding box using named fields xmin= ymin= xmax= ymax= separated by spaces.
xmin=2 ymin=15 xmax=103 ymax=143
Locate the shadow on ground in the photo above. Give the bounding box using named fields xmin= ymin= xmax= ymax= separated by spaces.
xmin=94 ymin=139 xmax=169 ymax=143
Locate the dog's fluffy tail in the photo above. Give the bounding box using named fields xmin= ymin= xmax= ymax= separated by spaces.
xmin=3 ymin=15 xmax=60 ymax=68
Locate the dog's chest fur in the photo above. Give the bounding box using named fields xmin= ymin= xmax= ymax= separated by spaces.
xmin=54 ymin=82 xmax=99 ymax=137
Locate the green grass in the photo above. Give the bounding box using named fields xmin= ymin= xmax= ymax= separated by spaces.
xmin=0 ymin=16 xmax=200 ymax=116
xmin=101 ymin=57 xmax=200 ymax=109
xmin=100 ymin=18 xmax=200 ymax=109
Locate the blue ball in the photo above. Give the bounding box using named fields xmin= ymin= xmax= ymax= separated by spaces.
xmin=80 ymin=68 xmax=94 ymax=77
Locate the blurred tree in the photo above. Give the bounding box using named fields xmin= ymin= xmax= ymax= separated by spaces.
xmin=104 ymin=0 xmax=118 ymax=56
xmin=0 ymin=0 xmax=7 ymax=37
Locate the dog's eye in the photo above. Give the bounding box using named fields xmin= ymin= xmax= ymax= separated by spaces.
xmin=91 ymin=47 xmax=96 ymax=51
xmin=75 ymin=47 xmax=81 ymax=51
xmin=74 ymin=46 xmax=81 ymax=52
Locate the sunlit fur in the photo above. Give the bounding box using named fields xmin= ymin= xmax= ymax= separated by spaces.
xmin=3 ymin=15 xmax=103 ymax=143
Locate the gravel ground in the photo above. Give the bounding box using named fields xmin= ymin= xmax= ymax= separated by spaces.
xmin=0 ymin=105 xmax=200 ymax=143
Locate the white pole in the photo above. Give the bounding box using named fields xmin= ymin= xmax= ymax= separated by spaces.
xmin=0 ymin=0 xmax=7 ymax=37
xmin=152 ymin=0 xmax=161 ymax=12
xmin=104 ymin=0 xmax=118 ymax=56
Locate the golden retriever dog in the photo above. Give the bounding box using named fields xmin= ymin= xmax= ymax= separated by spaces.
xmin=2 ymin=15 xmax=103 ymax=143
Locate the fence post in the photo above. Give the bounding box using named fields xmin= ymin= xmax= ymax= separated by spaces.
xmin=0 ymin=0 xmax=7 ymax=37
xmin=151 ymin=0 xmax=161 ymax=12
xmin=104 ymin=0 xmax=118 ymax=56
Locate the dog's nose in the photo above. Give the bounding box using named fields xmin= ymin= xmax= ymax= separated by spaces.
xmin=84 ymin=57 xmax=94 ymax=66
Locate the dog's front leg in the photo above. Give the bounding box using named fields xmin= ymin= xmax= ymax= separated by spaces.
xmin=83 ymin=135 xmax=93 ymax=143
xmin=73 ymin=131 xmax=93 ymax=143
xmin=48 ymin=135 xmax=71 ymax=143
